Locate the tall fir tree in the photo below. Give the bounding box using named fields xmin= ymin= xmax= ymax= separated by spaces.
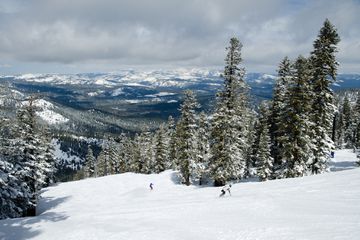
xmin=177 ymin=90 xmax=199 ymax=185
xmin=282 ymin=56 xmax=314 ymax=178
xmin=255 ymin=103 xmax=274 ymax=181
xmin=141 ymin=130 xmax=155 ymax=174
xmin=166 ymin=116 xmax=177 ymax=169
xmin=354 ymin=92 xmax=360 ymax=148
xmin=12 ymin=97 xmax=55 ymax=216
xmin=117 ymin=133 xmax=131 ymax=173
xmin=97 ymin=141 xmax=110 ymax=177
xmin=108 ymin=137 xmax=120 ymax=174
xmin=341 ymin=96 xmax=353 ymax=146
xmin=310 ymin=19 xmax=340 ymax=174
xmin=209 ymin=37 xmax=248 ymax=186
xmin=154 ymin=124 xmax=167 ymax=173
xmin=128 ymin=133 xmax=142 ymax=173
xmin=244 ymin=112 xmax=256 ymax=178
xmin=270 ymin=56 xmax=292 ymax=169
xmin=195 ymin=111 xmax=210 ymax=185
xmin=85 ymin=145 xmax=96 ymax=178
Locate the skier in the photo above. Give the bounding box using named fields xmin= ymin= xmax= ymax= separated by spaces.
xmin=219 ymin=184 xmax=232 ymax=197
xmin=227 ymin=184 xmax=232 ymax=196
xmin=149 ymin=183 xmax=154 ymax=190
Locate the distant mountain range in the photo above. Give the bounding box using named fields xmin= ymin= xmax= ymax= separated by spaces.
xmin=0 ymin=70 xmax=359 ymax=135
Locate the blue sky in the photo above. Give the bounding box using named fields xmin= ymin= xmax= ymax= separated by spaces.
xmin=0 ymin=0 xmax=359 ymax=74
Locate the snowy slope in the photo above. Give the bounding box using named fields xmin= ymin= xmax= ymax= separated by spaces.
xmin=330 ymin=149 xmax=359 ymax=171
xmin=0 ymin=151 xmax=359 ymax=240
xmin=21 ymin=99 xmax=69 ymax=125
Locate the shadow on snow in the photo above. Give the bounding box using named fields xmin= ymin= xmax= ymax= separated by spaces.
xmin=0 ymin=195 xmax=70 ymax=240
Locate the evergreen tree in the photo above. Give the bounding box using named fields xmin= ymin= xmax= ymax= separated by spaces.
xmin=166 ymin=116 xmax=176 ymax=169
xmin=37 ymin=127 xmax=56 ymax=187
xmin=97 ymin=141 xmax=110 ymax=177
xmin=341 ymin=96 xmax=353 ymax=146
xmin=85 ymin=145 xmax=96 ymax=178
xmin=0 ymin=158 xmax=28 ymax=219
xmin=243 ymin=112 xmax=256 ymax=178
xmin=154 ymin=124 xmax=167 ymax=173
xmin=117 ymin=133 xmax=130 ymax=173
xmin=310 ymin=19 xmax=340 ymax=174
xmin=195 ymin=112 xmax=210 ymax=185
xmin=141 ymin=130 xmax=155 ymax=174
xmin=282 ymin=56 xmax=314 ymax=178
xmin=354 ymin=93 xmax=360 ymax=148
xmin=270 ymin=57 xmax=292 ymax=169
xmin=335 ymin=107 xmax=345 ymax=149
xmin=108 ymin=137 xmax=120 ymax=174
xmin=12 ymin=97 xmax=48 ymax=216
xmin=177 ymin=90 xmax=199 ymax=185
xmin=209 ymin=37 xmax=248 ymax=186
xmin=255 ymin=104 xmax=274 ymax=181
xmin=128 ymin=134 xmax=142 ymax=173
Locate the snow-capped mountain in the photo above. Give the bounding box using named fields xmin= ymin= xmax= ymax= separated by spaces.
xmin=11 ymin=69 xmax=225 ymax=88
xmin=6 ymin=70 xmax=358 ymax=96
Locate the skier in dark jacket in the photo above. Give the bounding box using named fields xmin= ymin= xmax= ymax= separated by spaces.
xmin=219 ymin=184 xmax=232 ymax=197
xmin=149 ymin=183 xmax=154 ymax=190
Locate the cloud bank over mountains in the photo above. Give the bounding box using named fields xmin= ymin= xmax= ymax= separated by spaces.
xmin=0 ymin=0 xmax=359 ymax=73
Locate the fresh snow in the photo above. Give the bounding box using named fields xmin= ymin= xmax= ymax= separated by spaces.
xmin=36 ymin=109 xmax=69 ymax=125
xmin=34 ymin=100 xmax=69 ymax=125
xmin=0 ymin=150 xmax=359 ymax=240
xmin=329 ymin=149 xmax=359 ymax=171
xmin=20 ymin=99 xmax=69 ymax=125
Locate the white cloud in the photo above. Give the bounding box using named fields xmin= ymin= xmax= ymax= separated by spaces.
xmin=0 ymin=0 xmax=358 ymax=73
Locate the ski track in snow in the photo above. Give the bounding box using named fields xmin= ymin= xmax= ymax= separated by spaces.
xmin=0 ymin=150 xmax=359 ymax=240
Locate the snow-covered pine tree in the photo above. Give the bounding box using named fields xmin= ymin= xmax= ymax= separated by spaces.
xmin=97 ymin=140 xmax=110 ymax=177
xmin=255 ymin=103 xmax=274 ymax=181
xmin=242 ymin=115 xmax=254 ymax=178
xmin=195 ymin=111 xmax=210 ymax=185
xmin=171 ymin=122 xmax=182 ymax=170
xmin=354 ymin=92 xmax=360 ymax=148
xmin=108 ymin=137 xmax=120 ymax=175
xmin=282 ymin=56 xmax=314 ymax=178
xmin=117 ymin=133 xmax=130 ymax=173
xmin=209 ymin=37 xmax=248 ymax=186
xmin=141 ymin=130 xmax=155 ymax=174
xmin=341 ymin=96 xmax=353 ymax=147
xmin=128 ymin=133 xmax=142 ymax=173
xmin=252 ymin=103 xmax=269 ymax=166
xmin=166 ymin=116 xmax=176 ymax=169
xmin=335 ymin=104 xmax=345 ymax=149
xmin=37 ymin=126 xmax=56 ymax=187
xmin=310 ymin=19 xmax=340 ymax=174
xmin=85 ymin=145 xmax=96 ymax=178
xmin=0 ymin=116 xmax=30 ymax=219
xmin=12 ymin=96 xmax=46 ymax=216
xmin=0 ymin=158 xmax=27 ymax=219
xmin=154 ymin=124 xmax=167 ymax=173
xmin=270 ymin=57 xmax=292 ymax=170
xmin=177 ymin=90 xmax=199 ymax=185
